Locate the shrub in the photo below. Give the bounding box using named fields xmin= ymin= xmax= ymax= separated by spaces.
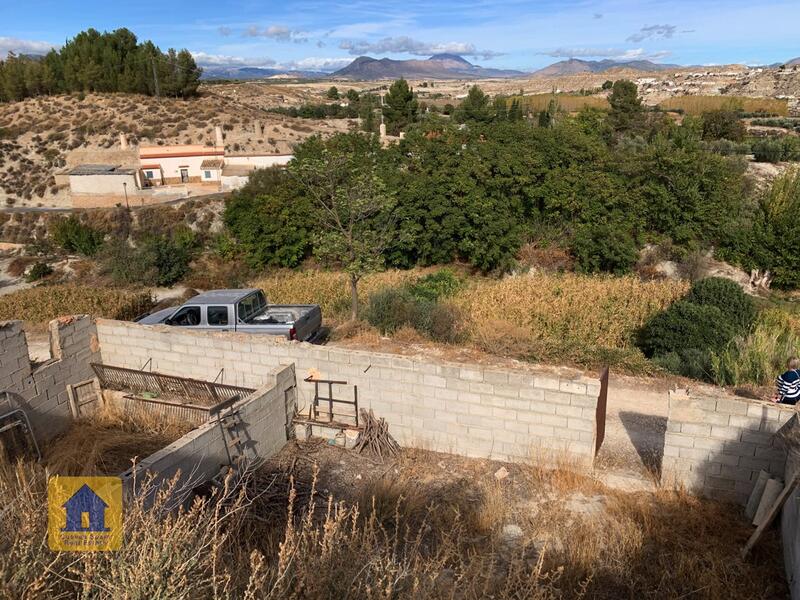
xmin=25 ymin=261 xmax=53 ymax=282
xmin=685 ymin=277 xmax=755 ymax=331
xmin=571 ymin=221 xmax=638 ymax=276
xmin=364 ymin=288 xmax=418 ymax=334
xmin=752 ymin=138 xmax=785 ymax=163
xmin=412 ymin=301 xmax=466 ymax=344
xmin=49 ymin=216 xmax=104 ymax=256
xmin=637 ymin=300 xmax=736 ymax=359
xmin=407 ymin=269 xmax=462 ymax=302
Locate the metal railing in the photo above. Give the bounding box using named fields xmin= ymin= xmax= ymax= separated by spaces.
xmin=91 ymin=363 xmax=254 ymax=407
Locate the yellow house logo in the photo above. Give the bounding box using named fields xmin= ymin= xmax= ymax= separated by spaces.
xmin=48 ymin=477 xmax=122 ymax=551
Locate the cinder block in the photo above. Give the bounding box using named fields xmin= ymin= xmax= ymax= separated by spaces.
xmin=681 ymin=423 xmax=711 ymax=436
xmin=740 ymin=430 xmax=774 ymax=445
xmin=555 ymin=405 xmax=583 ymax=418
xmin=543 ymin=390 xmax=572 ymax=405
xmin=459 ymin=368 xmax=483 ymax=382
xmin=483 ymin=371 xmax=508 ymax=385
xmin=493 ymin=384 xmax=520 ymax=399
xmin=664 ymin=432 xmax=695 ymax=448
xmin=469 ymin=382 xmax=494 ymax=394
xmin=533 ymin=375 xmax=560 ymax=391
xmin=722 ymin=440 xmax=756 ymax=457
xmin=569 ymin=394 xmax=596 ymax=408
xmin=560 ymin=380 xmax=586 ymax=395
xmin=679 ymin=447 xmax=710 ymax=460
xmin=519 ymin=388 xmax=544 ymax=401
xmin=423 ymin=374 xmax=447 ymax=388
xmin=705 ymin=475 xmax=736 ymax=490
xmin=540 ymin=414 xmax=568 ymax=427
xmin=728 ymin=416 xmax=762 ymax=430
xmin=710 ymin=425 xmax=742 ymax=441
xmin=715 ymin=399 xmax=749 ymax=416
xmin=567 ymin=418 xmax=593 ymax=432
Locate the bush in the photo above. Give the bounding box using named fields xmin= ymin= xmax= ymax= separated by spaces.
xmin=571 ymin=221 xmax=638 ymax=275
xmin=25 ymin=262 xmax=53 ymax=282
xmin=407 ymin=269 xmax=462 ymax=302
xmin=49 ymin=216 xmax=104 ymax=256
xmin=685 ymin=277 xmax=755 ymax=331
xmin=752 ymin=138 xmax=785 ymax=163
xmin=101 ymin=229 xmax=196 ymax=287
xmin=365 ymin=286 xmax=465 ymax=343
xmin=364 ymin=288 xmax=418 ymax=334
xmin=637 ymin=300 xmax=736 ymax=359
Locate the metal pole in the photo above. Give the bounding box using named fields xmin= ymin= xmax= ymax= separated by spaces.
xmin=123 ymin=182 xmax=129 ymax=209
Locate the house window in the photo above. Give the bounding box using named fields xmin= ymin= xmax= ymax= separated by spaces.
xmin=204 ymin=170 xmax=212 ymax=179
xmin=144 ymin=170 xmax=154 ymax=179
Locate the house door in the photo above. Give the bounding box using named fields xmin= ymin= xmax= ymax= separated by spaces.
xmin=180 ymin=168 xmax=189 ymax=183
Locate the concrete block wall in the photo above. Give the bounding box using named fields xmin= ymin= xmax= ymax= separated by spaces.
xmin=0 ymin=316 xmax=100 ymax=441
xmin=663 ymin=390 xmax=795 ymax=504
xmin=121 ymin=364 xmax=297 ymax=495
xmin=96 ymin=319 xmax=601 ymax=465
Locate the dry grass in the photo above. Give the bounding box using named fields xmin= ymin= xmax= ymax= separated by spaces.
xmin=506 ymin=93 xmax=610 ymax=113
xmin=0 ymin=440 xmax=786 ymax=599
xmin=251 ymin=268 xmax=428 ymax=319
xmin=659 ymin=95 xmax=789 ymax=116
xmin=0 ymin=284 xmax=153 ymax=324
xmin=43 ymin=405 xmax=193 ymax=475
xmin=455 ymin=273 xmax=688 ymax=369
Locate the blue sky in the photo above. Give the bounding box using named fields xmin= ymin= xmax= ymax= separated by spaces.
xmin=1 ymin=0 xmax=798 ymax=72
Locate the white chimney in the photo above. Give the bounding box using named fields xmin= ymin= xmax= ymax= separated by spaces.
xmin=254 ymin=120 xmax=262 ymax=135
xmin=214 ymin=125 xmax=224 ymax=147
xmin=119 ymin=133 xmax=128 ymax=149
xmin=379 ymin=123 xmax=387 ymax=139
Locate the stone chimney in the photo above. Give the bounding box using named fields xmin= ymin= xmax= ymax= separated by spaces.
xmin=119 ymin=133 xmax=128 ymax=150
xmin=254 ymin=120 xmax=262 ymax=135
xmin=215 ymin=125 xmax=224 ymax=147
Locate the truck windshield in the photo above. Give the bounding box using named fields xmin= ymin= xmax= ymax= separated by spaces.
xmin=237 ymin=291 xmax=267 ymax=322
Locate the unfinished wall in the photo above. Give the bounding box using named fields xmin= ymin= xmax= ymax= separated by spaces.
xmin=96 ymin=320 xmax=601 ymax=465
xmin=121 ymin=364 xmax=297 ymax=494
xmin=663 ymin=389 xmax=794 ymax=504
xmin=0 ymin=316 xmax=100 ymax=441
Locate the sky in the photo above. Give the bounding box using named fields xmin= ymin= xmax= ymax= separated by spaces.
xmin=1 ymin=0 xmax=799 ymax=72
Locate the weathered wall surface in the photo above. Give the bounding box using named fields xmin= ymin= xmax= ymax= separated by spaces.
xmin=121 ymin=364 xmax=297 ymax=494
xmin=0 ymin=316 xmax=100 ymax=441
xmin=96 ymin=319 xmax=601 ymax=465
xmin=663 ymin=389 xmax=794 ymax=504
xmin=782 ymin=445 xmax=800 ymax=600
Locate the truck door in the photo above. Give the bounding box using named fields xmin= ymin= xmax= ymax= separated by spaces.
xmin=206 ymin=305 xmax=232 ymax=331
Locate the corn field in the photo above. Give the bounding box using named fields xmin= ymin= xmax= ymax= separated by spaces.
xmin=658 ymin=95 xmax=789 ymax=116
xmin=505 ymin=94 xmax=609 ymax=113
xmin=0 ymin=284 xmax=153 ymax=324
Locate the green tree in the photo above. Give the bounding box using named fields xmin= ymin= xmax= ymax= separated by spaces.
xmin=454 ymin=85 xmax=492 ymax=123
xmin=608 ymin=80 xmax=644 ymax=133
xmin=382 ymin=78 xmax=418 ymax=135
xmin=326 ymin=86 xmax=340 ymax=100
xmin=701 ymin=109 xmax=746 ymax=142
xmin=290 ymin=134 xmax=398 ymax=319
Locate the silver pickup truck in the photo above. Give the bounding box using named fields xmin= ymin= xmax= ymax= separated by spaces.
xmin=135 ymin=289 xmax=323 ymax=341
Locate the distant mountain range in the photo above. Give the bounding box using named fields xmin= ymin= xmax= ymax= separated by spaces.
xmin=530 ymin=58 xmax=680 ymax=78
xmin=330 ymin=54 xmax=525 ymax=80
xmin=198 ymin=55 xmax=800 ymax=83
xmin=200 ymin=66 xmax=328 ymax=80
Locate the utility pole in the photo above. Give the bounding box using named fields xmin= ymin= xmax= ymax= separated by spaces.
xmin=151 ymin=56 xmax=160 ymax=98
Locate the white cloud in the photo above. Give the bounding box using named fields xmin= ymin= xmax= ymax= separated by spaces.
xmin=190 ymin=51 xmax=277 ymax=68
xmin=626 ymin=24 xmax=677 ymax=43
xmin=243 ymin=25 xmax=308 ymax=43
xmin=190 ymin=51 xmax=349 ymax=72
xmin=338 ymin=36 xmax=502 ymax=60
xmin=0 ymin=36 xmax=58 ymax=58
xmin=218 ymin=26 xmax=232 ymax=37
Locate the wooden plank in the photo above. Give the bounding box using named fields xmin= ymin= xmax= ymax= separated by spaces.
xmin=66 ymin=384 xmax=80 ymax=419
xmin=742 ymin=472 xmax=800 ymax=558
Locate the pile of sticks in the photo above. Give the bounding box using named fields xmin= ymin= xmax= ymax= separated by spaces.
xmin=353 ymin=409 xmax=401 ymax=461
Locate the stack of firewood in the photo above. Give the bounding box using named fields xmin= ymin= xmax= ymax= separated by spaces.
xmin=353 ymin=409 xmax=401 ymax=461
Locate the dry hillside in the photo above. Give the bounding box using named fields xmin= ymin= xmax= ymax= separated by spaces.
xmin=0 ymin=91 xmax=354 ymax=208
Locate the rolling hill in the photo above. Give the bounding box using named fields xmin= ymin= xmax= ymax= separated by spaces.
xmin=331 ymin=54 xmax=525 ymax=80
xmin=530 ymin=58 xmax=680 ymax=78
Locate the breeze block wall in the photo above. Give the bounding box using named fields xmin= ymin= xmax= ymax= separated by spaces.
xmin=120 ymin=363 xmax=298 ymax=496
xmin=96 ymin=319 xmax=602 ymax=465
xmin=663 ymin=389 xmax=794 ymax=504
xmin=0 ymin=316 xmax=100 ymax=441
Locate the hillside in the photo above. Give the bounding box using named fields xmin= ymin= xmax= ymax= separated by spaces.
xmin=0 ymin=90 xmax=351 ymax=208
xmin=331 ymin=54 xmax=524 ymax=80
xmin=201 ymin=66 xmax=327 ymax=80
xmin=531 ymin=58 xmax=680 ymax=78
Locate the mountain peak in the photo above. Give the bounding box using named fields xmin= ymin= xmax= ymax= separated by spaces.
xmin=428 ymin=53 xmax=471 ymax=65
